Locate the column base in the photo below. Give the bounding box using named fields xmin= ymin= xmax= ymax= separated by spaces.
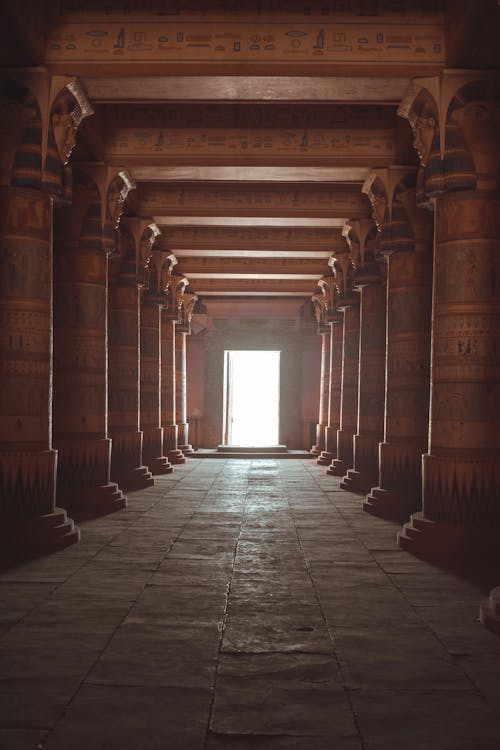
xmin=63 ymin=482 xmax=127 ymax=517
xmin=168 ymin=449 xmax=186 ymax=465
xmin=479 ymin=588 xmax=500 ymax=637
xmin=112 ymin=465 xmax=155 ymax=491
xmin=363 ymin=486 xmax=420 ymax=521
xmin=179 ymin=443 xmax=195 ymax=456
xmin=327 ymin=458 xmax=348 ymax=476
xmin=0 ymin=507 xmax=79 ymax=564
xmin=340 ymin=469 xmax=376 ymax=495
xmin=317 ymin=450 xmax=335 ymax=466
xmin=310 ymin=445 xmax=322 ymax=456
xmin=146 ymin=455 xmax=173 ymax=475
xmin=397 ymin=511 xmax=500 ymax=560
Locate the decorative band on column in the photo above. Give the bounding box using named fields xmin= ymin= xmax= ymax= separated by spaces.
xmin=399 ymin=189 xmax=500 ymax=557
xmin=361 ymin=167 xmax=433 ymax=520
xmin=0 ymin=184 xmax=78 ymax=554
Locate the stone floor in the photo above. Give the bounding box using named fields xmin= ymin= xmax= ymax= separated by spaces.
xmin=2 ymin=458 xmax=500 ymax=750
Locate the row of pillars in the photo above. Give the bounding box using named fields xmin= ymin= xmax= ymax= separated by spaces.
xmin=311 ymin=70 xmax=500 ymax=566
xmin=0 ymin=71 xmax=196 ymax=558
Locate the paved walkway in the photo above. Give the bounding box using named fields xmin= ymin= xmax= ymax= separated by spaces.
xmin=2 ymin=459 xmax=500 ymax=749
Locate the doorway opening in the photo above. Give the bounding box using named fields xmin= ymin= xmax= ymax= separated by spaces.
xmin=223 ymin=350 xmax=280 ymax=446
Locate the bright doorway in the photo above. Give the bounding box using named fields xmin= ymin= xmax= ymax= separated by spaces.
xmin=223 ymin=350 xmax=280 ymax=446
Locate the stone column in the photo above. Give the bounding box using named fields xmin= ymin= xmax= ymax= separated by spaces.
xmin=397 ymin=72 xmax=500 ymax=557
xmin=108 ymin=218 xmax=156 ymax=490
xmin=0 ymin=72 xmax=91 ymax=555
xmin=316 ymin=276 xmax=342 ymax=466
xmin=53 ymin=165 xmax=135 ymax=514
xmin=140 ymin=249 xmax=177 ymax=474
xmin=327 ymin=253 xmax=360 ymax=476
xmin=176 ymin=292 xmax=197 ymax=455
xmin=341 ymin=220 xmax=386 ymax=493
xmin=360 ymin=167 xmax=433 ymax=520
xmin=310 ymin=322 xmax=330 ymax=456
xmin=161 ymin=274 xmax=188 ymax=464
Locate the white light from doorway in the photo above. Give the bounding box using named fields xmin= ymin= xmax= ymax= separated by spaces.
xmin=224 ymin=350 xmax=280 ymax=446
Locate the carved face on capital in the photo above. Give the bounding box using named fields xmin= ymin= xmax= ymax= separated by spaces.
xmin=370 ymin=192 xmax=387 ymax=232
xmin=139 ymin=229 xmax=155 ymax=268
xmin=412 ymin=114 xmax=436 ymax=167
xmin=107 ymin=176 xmax=127 ymax=228
xmin=51 ymin=93 xmax=79 ymax=165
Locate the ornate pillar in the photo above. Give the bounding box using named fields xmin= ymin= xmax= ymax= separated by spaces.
xmin=161 ymin=274 xmax=188 ymax=464
xmin=176 ymin=292 xmax=197 ymax=455
xmin=108 ymin=218 xmax=156 ymax=490
xmin=340 ymin=220 xmax=386 ymax=493
xmin=397 ymin=72 xmax=500 ymax=557
xmin=361 ymin=167 xmax=433 ymax=519
xmin=53 ymin=164 xmax=134 ymax=514
xmin=310 ymin=302 xmax=330 ymax=456
xmin=327 ymin=253 xmax=360 ymax=476
xmin=316 ymin=276 xmax=343 ymax=466
xmin=140 ymin=249 xmax=177 ymax=474
xmin=0 ymin=72 xmax=91 ymax=554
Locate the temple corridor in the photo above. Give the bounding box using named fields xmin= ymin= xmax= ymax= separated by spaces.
xmin=2 ymin=458 xmax=500 ymax=749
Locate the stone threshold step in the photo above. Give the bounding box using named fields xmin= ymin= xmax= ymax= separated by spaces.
xmin=192 ymin=448 xmax=314 ymax=459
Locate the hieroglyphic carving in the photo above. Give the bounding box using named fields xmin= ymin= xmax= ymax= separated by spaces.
xmin=105 ymin=125 xmax=395 ymax=162
xmin=137 ymin=182 xmax=369 ymax=218
xmin=45 ymin=7 xmax=445 ymax=67
xmin=157 ymin=225 xmax=345 ymax=251
xmin=47 ymin=1 xmax=445 ymax=22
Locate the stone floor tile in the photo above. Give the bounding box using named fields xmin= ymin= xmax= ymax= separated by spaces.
xmin=0 ymin=729 xmax=48 ymax=749
xmin=87 ymin=623 xmax=221 ymax=688
xmin=222 ymin=610 xmax=332 ymax=653
xmin=211 ymin=653 xmax=354 ymax=738
xmin=351 ymin=689 xmax=500 ymax=749
xmin=43 ymin=685 xmax=210 ymax=750
xmin=205 ymin=733 xmax=363 ymax=749
xmin=333 ymin=625 xmax=473 ymax=691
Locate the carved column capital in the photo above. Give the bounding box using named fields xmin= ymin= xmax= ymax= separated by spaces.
xmin=328 ymin=249 xmax=358 ymax=309
xmin=165 ymin=273 xmax=189 ymax=321
xmin=177 ymin=291 xmax=198 ymax=333
xmin=362 ymin=166 xmax=432 ymax=254
xmin=398 ymin=71 xmax=500 ymax=194
xmin=113 ymin=217 xmax=160 ymax=286
xmin=0 ymin=71 xmax=92 ymax=198
xmin=55 ymin=164 xmax=135 ymax=253
xmin=342 ymin=218 xmax=382 ymax=287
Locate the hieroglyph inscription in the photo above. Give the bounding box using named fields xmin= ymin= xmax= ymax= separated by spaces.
xmin=46 ymin=17 xmax=444 ymax=65
xmin=158 ymin=226 xmax=344 ymax=250
xmin=138 ymin=184 xmax=367 ymax=216
xmin=106 ymin=127 xmax=394 ymax=160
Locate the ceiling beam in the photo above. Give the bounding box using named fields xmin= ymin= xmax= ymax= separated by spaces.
xmin=83 ymin=76 xmax=412 ymax=103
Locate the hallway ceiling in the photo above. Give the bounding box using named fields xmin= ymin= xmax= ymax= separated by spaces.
xmin=4 ymin=0 xmax=499 ymax=303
